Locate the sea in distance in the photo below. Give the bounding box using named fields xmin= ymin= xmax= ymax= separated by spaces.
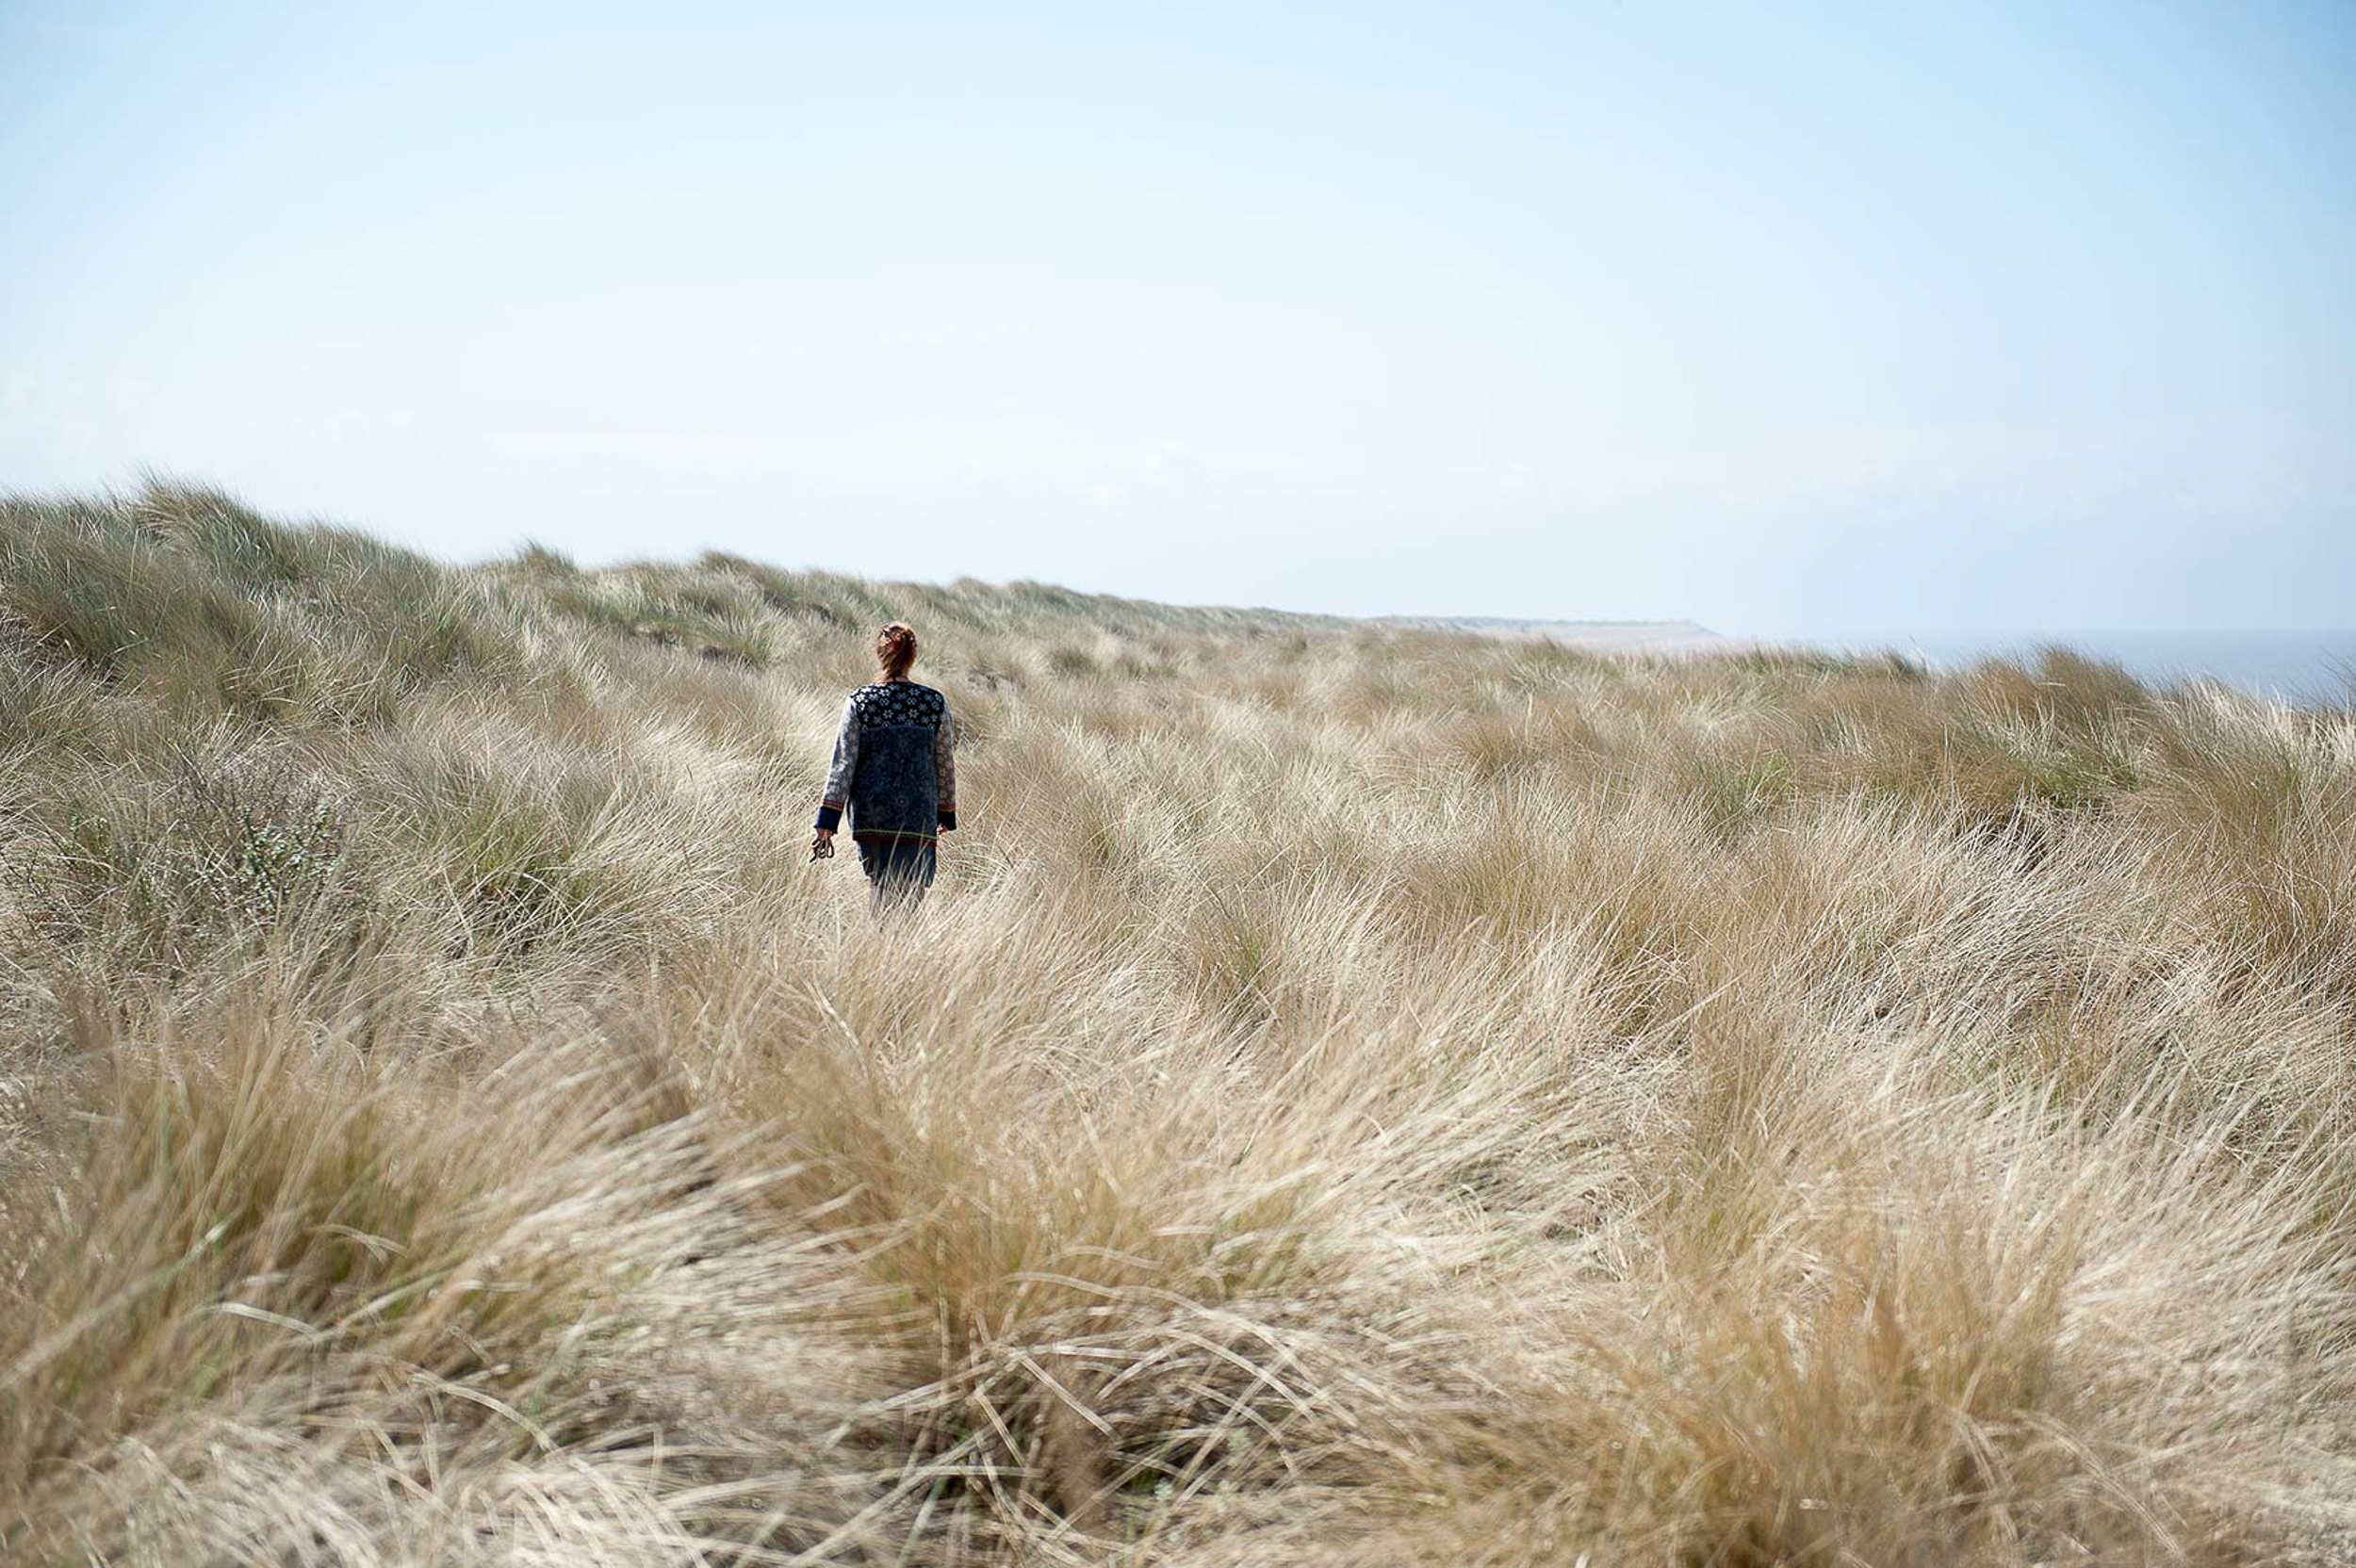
xmin=1826 ymin=629 xmax=2356 ymax=707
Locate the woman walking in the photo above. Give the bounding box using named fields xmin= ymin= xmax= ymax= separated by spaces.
xmin=811 ymin=622 xmax=957 ymax=913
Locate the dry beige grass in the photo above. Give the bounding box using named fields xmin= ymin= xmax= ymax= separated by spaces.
xmin=3 ymin=482 xmax=2353 ymax=1565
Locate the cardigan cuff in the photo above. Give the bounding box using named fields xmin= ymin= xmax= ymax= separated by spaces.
xmin=938 ymin=808 xmax=957 ymax=832
xmin=814 ymin=803 xmax=843 ymax=831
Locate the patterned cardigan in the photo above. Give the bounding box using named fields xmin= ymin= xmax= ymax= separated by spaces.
xmin=813 ymin=679 xmax=957 ymax=844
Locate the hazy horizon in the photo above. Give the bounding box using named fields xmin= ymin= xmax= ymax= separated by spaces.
xmin=6 ymin=2 xmax=2350 ymax=636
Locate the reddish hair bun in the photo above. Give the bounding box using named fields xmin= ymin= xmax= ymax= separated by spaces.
xmin=875 ymin=622 xmax=918 ymax=678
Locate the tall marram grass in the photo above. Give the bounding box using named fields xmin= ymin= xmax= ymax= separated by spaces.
xmin=3 ymin=481 xmax=2353 ymax=1565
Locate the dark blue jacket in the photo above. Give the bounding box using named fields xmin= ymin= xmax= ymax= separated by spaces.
xmin=814 ymin=680 xmax=957 ymax=843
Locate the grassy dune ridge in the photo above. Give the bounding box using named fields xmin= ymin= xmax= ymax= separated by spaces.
xmin=2 ymin=482 xmax=2352 ymax=1565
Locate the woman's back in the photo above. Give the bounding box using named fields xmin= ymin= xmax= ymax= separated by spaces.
xmin=812 ymin=623 xmax=957 ymax=910
xmin=835 ymin=678 xmax=952 ymax=845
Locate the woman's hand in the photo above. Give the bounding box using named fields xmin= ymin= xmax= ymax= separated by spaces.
xmin=810 ymin=828 xmax=836 ymax=861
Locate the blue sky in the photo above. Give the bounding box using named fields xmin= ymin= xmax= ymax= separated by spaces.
xmin=3 ymin=1 xmax=2350 ymax=634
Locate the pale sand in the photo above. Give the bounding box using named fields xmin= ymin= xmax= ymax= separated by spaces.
xmin=1370 ymin=616 xmax=1734 ymax=655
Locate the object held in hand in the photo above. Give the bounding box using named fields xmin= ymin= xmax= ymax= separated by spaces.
xmin=809 ymin=834 xmax=835 ymax=862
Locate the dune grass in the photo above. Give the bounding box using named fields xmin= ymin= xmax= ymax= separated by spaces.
xmin=2 ymin=481 xmax=2352 ymax=1565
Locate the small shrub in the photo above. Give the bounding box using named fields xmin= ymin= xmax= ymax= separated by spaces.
xmin=1 ymin=760 xmax=350 ymax=967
